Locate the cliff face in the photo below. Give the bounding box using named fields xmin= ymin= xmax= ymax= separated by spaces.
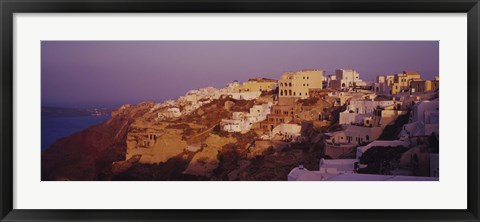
xmin=41 ymin=97 xmax=249 ymax=180
xmin=41 ymin=93 xmax=326 ymax=181
xmin=41 ymin=102 xmax=155 ymax=181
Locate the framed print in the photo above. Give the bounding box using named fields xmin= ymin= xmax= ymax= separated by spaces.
xmin=1 ymin=0 xmax=479 ymax=221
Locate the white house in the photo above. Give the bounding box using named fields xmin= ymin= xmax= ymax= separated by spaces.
xmin=157 ymin=107 xmax=182 ymax=119
xmin=222 ymin=118 xmax=252 ymax=132
xmin=399 ymin=99 xmax=439 ymax=138
xmin=222 ymin=103 xmax=272 ymax=133
xmin=287 ymin=164 xmax=438 ymax=181
xmin=323 ymin=173 xmax=438 ymax=181
xmin=166 ymin=107 xmax=181 ymax=118
xmin=328 ymin=69 xmax=367 ymax=90
xmin=271 ymin=123 xmax=302 ymax=141
xmin=318 ymin=158 xmax=359 ymax=174
xmin=246 ymin=103 xmax=272 ymax=123
xmin=326 ymin=91 xmax=353 ymax=106
xmin=228 ymin=91 xmax=262 ymax=100
xmin=339 ymin=97 xmax=395 ymax=125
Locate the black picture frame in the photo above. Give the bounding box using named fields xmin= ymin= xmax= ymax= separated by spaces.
xmin=1 ymin=0 xmax=479 ymax=221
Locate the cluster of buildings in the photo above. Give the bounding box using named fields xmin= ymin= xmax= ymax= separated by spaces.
xmin=234 ymin=78 xmax=277 ymax=93
xmin=221 ymin=103 xmax=273 ymax=133
xmin=144 ymin=66 xmax=439 ymax=181
xmin=372 ymin=71 xmax=439 ymax=95
xmin=287 ymin=69 xmax=440 ymax=181
xmin=153 ymin=79 xmax=275 ymax=121
xmin=322 ymin=93 xmax=407 ymax=158
xmin=288 ymin=99 xmax=439 ymax=181
xmin=325 ymin=69 xmax=368 ymax=90
xmin=288 ymin=97 xmax=439 ymax=181
xmin=278 ymin=69 xmax=324 ymax=99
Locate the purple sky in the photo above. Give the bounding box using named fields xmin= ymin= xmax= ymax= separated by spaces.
xmin=41 ymin=41 xmax=439 ymax=109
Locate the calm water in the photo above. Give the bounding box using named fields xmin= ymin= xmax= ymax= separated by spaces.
xmin=41 ymin=115 xmax=111 ymax=151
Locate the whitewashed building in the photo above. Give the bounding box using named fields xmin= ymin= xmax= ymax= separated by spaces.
xmin=339 ymin=97 xmax=395 ymax=125
xmin=328 ymin=69 xmax=367 ymax=90
xmin=222 ymin=103 xmax=272 ymax=132
xmin=271 ymin=123 xmax=302 ymax=141
xmin=399 ymin=99 xmax=439 ymax=138
xmin=228 ymin=91 xmax=262 ymax=101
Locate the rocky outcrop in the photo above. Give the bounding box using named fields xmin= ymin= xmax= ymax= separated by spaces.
xmin=41 ymin=102 xmax=154 ymax=181
xmin=126 ymin=128 xmax=188 ymax=164
xmin=183 ymin=134 xmax=237 ymax=177
xmin=224 ymin=100 xmax=235 ymax=111
xmin=111 ymin=154 xmax=141 ymax=174
xmin=42 ymin=89 xmax=327 ymax=181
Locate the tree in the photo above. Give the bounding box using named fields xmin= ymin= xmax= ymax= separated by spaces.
xmin=428 ymin=132 xmax=439 ymax=153
xmin=213 ymin=124 xmax=221 ymax=133
xmin=358 ymin=146 xmax=408 ymax=174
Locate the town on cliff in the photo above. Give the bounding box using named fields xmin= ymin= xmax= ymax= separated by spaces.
xmin=41 ymin=69 xmax=439 ymax=181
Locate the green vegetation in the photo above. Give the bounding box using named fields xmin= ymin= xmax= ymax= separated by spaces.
xmin=378 ymin=112 xmax=410 ymax=140
xmin=358 ymin=146 xmax=408 ymax=175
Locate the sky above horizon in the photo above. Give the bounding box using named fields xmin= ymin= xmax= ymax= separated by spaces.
xmin=41 ymin=41 xmax=439 ymax=109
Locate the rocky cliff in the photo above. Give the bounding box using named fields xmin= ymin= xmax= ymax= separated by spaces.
xmin=41 ymin=102 xmax=154 ymax=180
xmin=42 ymin=93 xmax=328 ymax=181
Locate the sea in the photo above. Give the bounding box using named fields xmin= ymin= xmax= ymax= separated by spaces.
xmin=41 ymin=115 xmax=111 ymax=151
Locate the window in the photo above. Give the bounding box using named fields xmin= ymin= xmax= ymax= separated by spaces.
xmin=289 ymin=83 xmax=292 ymax=87
xmin=299 ymin=93 xmax=302 ymax=96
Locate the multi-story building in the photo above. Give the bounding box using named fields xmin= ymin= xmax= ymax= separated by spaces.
xmin=373 ymin=72 xmax=434 ymax=95
xmin=339 ymin=97 xmax=396 ymax=125
xmin=329 ymin=69 xmax=367 ymax=91
xmin=400 ymin=99 xmax=439 ymax=138
xmin=234 ymin=78 xmax=277 ymax=93
xmin=391 ymin=71 xmax=422 ymax=94
xmin=260 ymin=104 xmax=295 ymax=131
xmin=278 ymin=69 xmax=324 ymax=99
xmin=372 ymin=75 xmax=395 ymax=94
xmin=324 ymin=124 xmax=384 ymax=158
xmin=222 ymin=103 xmax=272 ymax=133
xmin=410 ymin=78 xmax=439 ymax=93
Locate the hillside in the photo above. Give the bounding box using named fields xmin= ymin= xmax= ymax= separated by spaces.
xmin=41 ymin=93 xmax=330 ymax=181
